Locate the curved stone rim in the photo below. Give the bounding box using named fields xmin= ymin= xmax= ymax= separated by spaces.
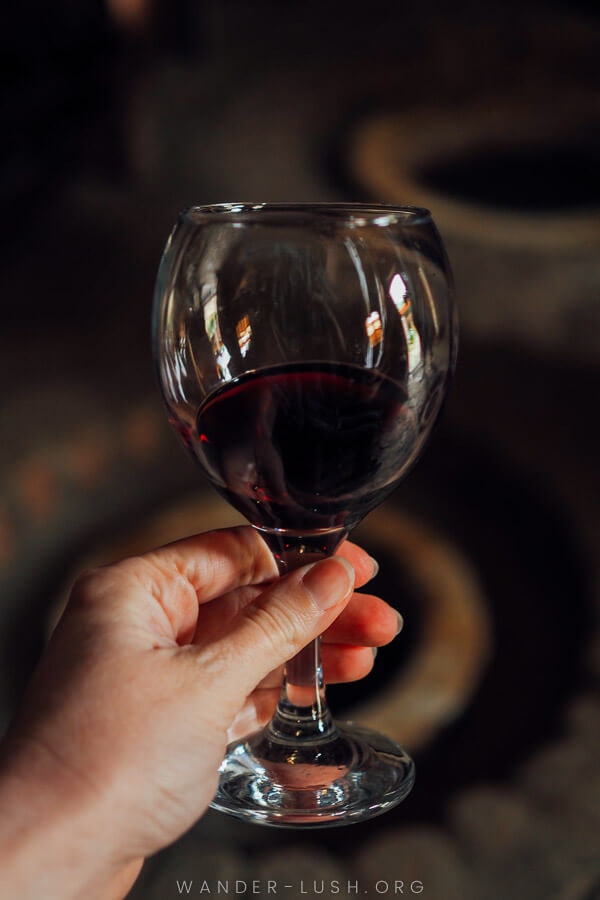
xmin=347 ymin=98 xmax=600 ymax=252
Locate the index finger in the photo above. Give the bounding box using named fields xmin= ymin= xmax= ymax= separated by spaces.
xmin=142 ymin=525 xmax=279 ymax=606
xmin=335 ymin=541 xmax=378 ymax=589
xmin=138 ymin=528 xmax=377 ymax=643
xmin=144 ymin=529 xmax=377 ymax=605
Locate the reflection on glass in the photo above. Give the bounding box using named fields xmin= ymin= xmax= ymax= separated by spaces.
xmin=236 ymin=314 xmax=252 ymax=357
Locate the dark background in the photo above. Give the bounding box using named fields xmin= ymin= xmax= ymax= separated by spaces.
xmin=1 ymin=2 xmax=599 ymax=898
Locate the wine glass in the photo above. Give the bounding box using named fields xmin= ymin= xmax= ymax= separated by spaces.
xmin=152 ymin=202 xmax=457 ymax=826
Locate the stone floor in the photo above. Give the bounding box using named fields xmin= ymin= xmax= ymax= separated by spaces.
xmin=1 ymin=1 xmax=599 ymax=898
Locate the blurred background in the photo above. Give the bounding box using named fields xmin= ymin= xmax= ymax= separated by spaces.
xmin=1 ymin=1 xmax=599 ymax=897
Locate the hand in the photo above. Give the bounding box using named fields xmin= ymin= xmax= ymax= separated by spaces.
xmin=0 ymin=526 xmax=401 ymax=899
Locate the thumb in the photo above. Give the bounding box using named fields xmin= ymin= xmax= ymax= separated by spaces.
xmin=204 ymin=556 xmax=355 ymax=706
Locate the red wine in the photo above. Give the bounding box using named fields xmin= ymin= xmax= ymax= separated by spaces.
xmin=190 ymin=362 xmax=416 ymax=533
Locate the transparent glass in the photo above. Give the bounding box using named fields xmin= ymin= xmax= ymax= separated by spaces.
xmin=152 ymin=202 xmax=457 ymax=826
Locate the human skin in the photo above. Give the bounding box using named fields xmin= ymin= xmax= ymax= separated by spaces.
xmin=0 ymin=526 xmax=401 ymax=899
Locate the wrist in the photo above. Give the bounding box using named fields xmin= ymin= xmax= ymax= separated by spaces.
xmin=0 ymin=733 xmax=139 ymax=899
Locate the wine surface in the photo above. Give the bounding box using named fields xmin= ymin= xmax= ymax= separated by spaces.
xmin=191 ymin=362 xmax=416 ymax=533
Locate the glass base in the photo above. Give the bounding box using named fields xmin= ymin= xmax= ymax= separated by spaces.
xmin=210 ymin=722 xmax=415 ymax=827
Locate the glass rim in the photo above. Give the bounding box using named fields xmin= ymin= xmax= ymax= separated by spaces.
xmin=179 ymin=201 xmax=433 ymax=227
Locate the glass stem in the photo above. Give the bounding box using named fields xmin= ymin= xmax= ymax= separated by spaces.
xmin=259 ymin=535 xmax=347 ymax=744
xmin=268 ymin=637 xmax=336 ymax=742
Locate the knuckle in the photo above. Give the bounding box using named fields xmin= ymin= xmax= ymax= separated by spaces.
xmin=240 ymin=597 xmax=312 ymax=660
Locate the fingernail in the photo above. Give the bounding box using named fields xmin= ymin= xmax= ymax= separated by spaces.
xmin=302 ymin=557 xmax=354 ymax=610
xmin=372 ymin=647 xmax=378 ymax=659
xmin=395 ymin=612 xmax=404 ymax=635
xmin=369 ymin=556 xmax=380 ymax=578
